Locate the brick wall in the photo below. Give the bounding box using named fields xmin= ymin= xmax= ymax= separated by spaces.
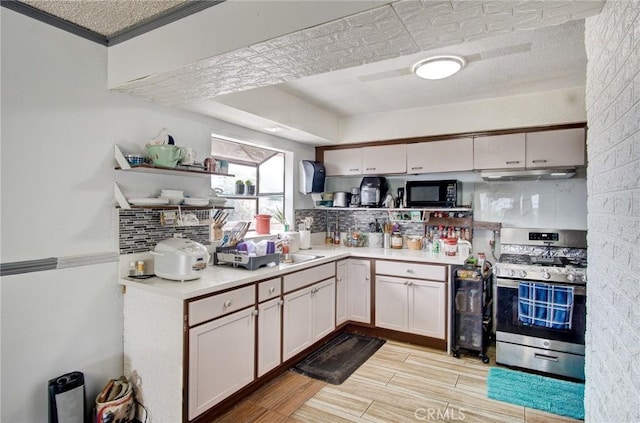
xmin=584 ymin=2 xmax=640 ymax=422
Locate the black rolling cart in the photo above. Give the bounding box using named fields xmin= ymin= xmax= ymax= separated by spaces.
xmin=451 ymin=264 xmax=493 ymax=363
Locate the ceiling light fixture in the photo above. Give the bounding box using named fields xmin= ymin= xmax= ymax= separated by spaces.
xmin=264 ymin=125 xmax=284 ymax=133
xmin=412 ymin=55 xmax=465 ymax=80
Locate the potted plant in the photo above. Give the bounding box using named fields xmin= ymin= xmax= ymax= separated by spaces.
xmin=273 ymin=206 xmax=289 ymax=232
xmin=245 ymin=180 xmax=255 ymax=195
xmin=235 ymin=179 xmax=245 ymax=195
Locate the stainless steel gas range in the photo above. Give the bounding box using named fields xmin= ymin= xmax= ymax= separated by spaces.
xmin=495 ymin=228 xmax=587 ymax=380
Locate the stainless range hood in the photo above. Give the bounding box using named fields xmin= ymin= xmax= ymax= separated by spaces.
xmin=480 ymin=168 xmax=576 ymax=181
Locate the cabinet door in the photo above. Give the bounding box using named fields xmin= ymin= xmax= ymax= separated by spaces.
xmin=348 ymin=259 xmax=371 ymax=324
xmin=283 ymin=287 xmax=313 ymax=360
xmin=408 ymin=280 xmax=446 ymax=339
xmin=473 ymin=133 xmax=525 ymax=170
xmin=362 ymin=144 xmax=407 ymax=174
xmin=525 ymin=128 xmax=585 ymax=168
xmin=258 ymin=298 xmax=282 ymax=377
xmin=375 ymin=275 xmax=408 ymax=331
xmin=324 ymin=148 xmax=362 ymax=176
xmin=312 ymin=278 xmax=336 ymax=342
xmin=406 ymin=138 xmax=473 ymax=174
xmin=336 ymin=260 xmax=348 ymax=326
xmin=188 ymin=308 xmax=255 ymax=420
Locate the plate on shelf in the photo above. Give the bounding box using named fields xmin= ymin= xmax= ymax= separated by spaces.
xmin=128 ymin=197 xmax=169 ymax=206
xmin=184 ymin=197 xmax=210 ymax=207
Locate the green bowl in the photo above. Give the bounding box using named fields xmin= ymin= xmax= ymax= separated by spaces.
xmin=146 ymin=145 xmax=185 ymax=168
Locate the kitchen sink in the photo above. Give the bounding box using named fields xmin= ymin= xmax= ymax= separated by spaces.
xmin=279 ymin=253 xmax=324 ymax=266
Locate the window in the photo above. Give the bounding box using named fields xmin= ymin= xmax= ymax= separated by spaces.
xmin=211 ymin=138 xmax=286 ymax=232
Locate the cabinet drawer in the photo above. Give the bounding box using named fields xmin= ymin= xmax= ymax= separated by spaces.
xmin=189 ymin=285 xmax=255 ymax=326
xmin=283 ymin=262 xmax=335 ymax=293
xmin=376 ymin=260 xmax=445 ymax=281
xmin=258 ymin=277 xmax=282 ymax=302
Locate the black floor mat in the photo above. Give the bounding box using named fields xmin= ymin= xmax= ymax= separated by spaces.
xmin=291 ymin=333 xmax=386 ymax=385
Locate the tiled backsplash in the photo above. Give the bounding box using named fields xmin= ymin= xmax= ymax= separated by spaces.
xmin=119 ymin=209 xmax=209 ymax=254
xmin=294 ymin=209 xmax=424 ymax=235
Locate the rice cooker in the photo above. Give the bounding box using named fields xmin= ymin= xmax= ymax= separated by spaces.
xmin=151 ymin=238 xmax=209 ymax=281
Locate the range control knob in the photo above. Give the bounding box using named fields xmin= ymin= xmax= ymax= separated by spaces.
xmin=543 ymin=272 xmax=551 ymax=280
xmin=519 ymin=270 xmax=527 ymax=278
xmin=508 ymin=269 xmax=516 ymax=277
xmin=567 ymin=274 xmax=576 ymax=282
xmin=582 ymin=274 xmax=588 ymax=283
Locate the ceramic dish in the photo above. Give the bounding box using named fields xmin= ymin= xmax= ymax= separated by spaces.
xmin=160 ymin=196 xmax=184 ymax=205
xmin=128 ymin=198 xmax=169 ymax=206
xmin=184 ymin=197 xmax=209 ymax=206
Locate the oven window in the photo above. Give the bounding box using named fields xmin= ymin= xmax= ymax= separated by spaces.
xmin=497 ymin=285 xmax=586 ymax=345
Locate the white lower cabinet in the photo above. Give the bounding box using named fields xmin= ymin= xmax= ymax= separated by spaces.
xmin=258 ymin=298 xmax=283 ymax=377
xmin=283 ymin=278 xmax=335 ymax=361
xmin=407 ymin=279 xmax=446 ymax=338
xmin=188 ymin=307 xmax=256 ymax=420
xmin=375 ymin=276 xmax=408 ymax=332
xmin=336 ymin=260 xmax=348 ymax=325
xmin=347 ymin=259 xmax=371 ymax=324
xmin=375 ymin=275 xmax=445 ymax=339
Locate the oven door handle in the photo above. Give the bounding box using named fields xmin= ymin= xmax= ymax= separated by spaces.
xmin=534 ymin=353 xmax=559 ymax=362
xmin=496 ymin=278 xmax=586 ymax=296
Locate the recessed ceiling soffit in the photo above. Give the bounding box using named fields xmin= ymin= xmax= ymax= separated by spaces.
xmin=112 ymin=0 xmax=603 ymax=107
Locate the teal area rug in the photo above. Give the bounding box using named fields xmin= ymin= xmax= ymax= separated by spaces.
xmin=487 ymin=367 xmax=584 ymax=420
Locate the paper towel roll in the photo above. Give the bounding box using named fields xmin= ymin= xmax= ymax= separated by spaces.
xmin=300 ymin=230 xmax=311 ymax=249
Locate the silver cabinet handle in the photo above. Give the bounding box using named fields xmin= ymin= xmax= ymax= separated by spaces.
xmin=534 ymin=353 xmax=558 ymax=362
xmin=411 ymin=166 xmax=423 ymax=170
xmin=337 ymin=277 xmax=342 ymax=282
xmin=252 ymin=309 xmax=259 ymax=316
xmin=349 ymin=168 xmax=359 ymax=172
xmin=223 ymin=300 xmax=232 ymax=308
xmin=365 ymin=277 xmax=369 ymax=281
xmin=404 ymin=281 xmax=409 ymax=285
xmin=408 ymin=281 xmax=413 ymax=286
xmin=278 ymin=300 xmax=284 ymax=306
xmin=406 ymin=269 xmax=414 ymax=274
xmin=269 ymin=286 xmax=275 ymax=293
xmin=506 ymin=160 xmax=520 ymax=164
xmin=365 ymin=167 xmax=376 ymax=170
xmin=531 ymin=159 xmax=548 ymax=163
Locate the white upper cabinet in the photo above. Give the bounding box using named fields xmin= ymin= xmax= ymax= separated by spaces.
xmin=473 ymin=133 xmax=526 ymax=170
xmin=525 ymin=128 xmax=585 ymax=168
xmin=407 ymin=138 xmax=473 ymax=174
xmin=362 ymin=144 xmax=407 ymax=175
xmin=324 ymin=148 xmax=362 ymax=176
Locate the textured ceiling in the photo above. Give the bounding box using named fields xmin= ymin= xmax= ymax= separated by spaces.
xmin=20 ymin=0 xmax=189 ymax=38
xmin=112 ymin=0 xmax=604 ymax=106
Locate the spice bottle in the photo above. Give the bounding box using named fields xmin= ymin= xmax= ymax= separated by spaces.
xmin=136 ymin=260 xmax=145 ymax=276
xmin=128 ymin=261 xmax=136 ymax=277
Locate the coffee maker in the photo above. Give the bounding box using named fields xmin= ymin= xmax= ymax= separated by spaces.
xmin=359 ymin=177 xmax=387 ymax=207
xmin=349 ymin=187 xmax=360 ymax=207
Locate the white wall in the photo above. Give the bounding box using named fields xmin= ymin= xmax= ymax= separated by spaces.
xmin=584 ymin=2 xmax=640 ymax=422
xmin=338 ymin=86 xmax=587 ymax=143
xmin=0 ymin=7 xmax=315 ymax=422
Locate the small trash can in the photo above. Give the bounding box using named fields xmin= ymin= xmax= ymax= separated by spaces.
xmin=255 ymin=214 xmax=271 ymax=234
xmin=48 ymin=371 xmax=85 ymax=423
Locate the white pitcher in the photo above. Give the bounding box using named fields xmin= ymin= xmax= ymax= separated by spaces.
xmin=458 ymin=240 xmax=472 ymax=258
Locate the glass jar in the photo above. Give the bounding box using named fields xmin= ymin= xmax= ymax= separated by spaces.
xmin=391 ymin=232 xmax=403 ymax=249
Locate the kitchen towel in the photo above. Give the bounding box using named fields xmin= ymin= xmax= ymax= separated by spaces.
xmin=518 ymin=282 xmax=574 ymax=329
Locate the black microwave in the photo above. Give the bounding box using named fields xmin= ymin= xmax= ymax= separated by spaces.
xmin=405 ymin=180 xmax=461 ymax=208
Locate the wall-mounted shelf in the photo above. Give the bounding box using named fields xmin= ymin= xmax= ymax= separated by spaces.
xmin=114 ymin=144 xmax=234 ymax=178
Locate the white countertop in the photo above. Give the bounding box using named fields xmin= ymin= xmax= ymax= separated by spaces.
xmin=119 ymin=245 xmax=467 ymax=300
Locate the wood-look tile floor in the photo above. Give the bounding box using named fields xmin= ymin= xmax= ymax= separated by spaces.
xmin=215 ymin=341 xmax=582 ymax=423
